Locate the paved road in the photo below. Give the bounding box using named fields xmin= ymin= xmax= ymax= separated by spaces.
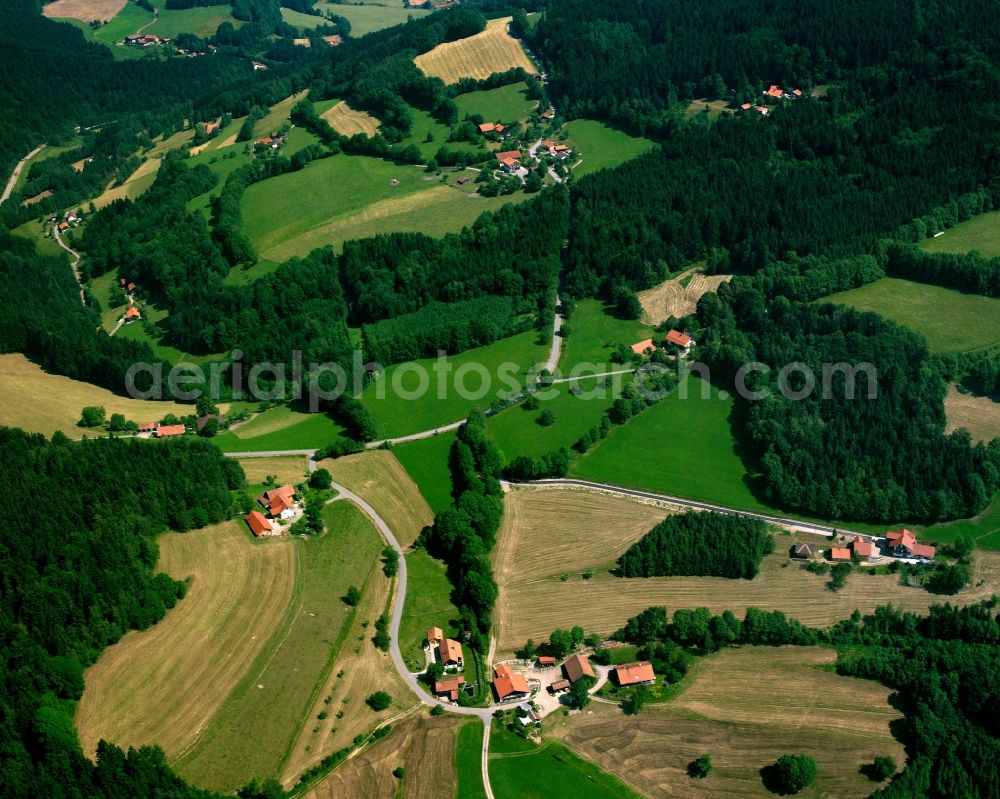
xmin=327 ymin=482 xmax=496 ymax=799
xmin=1 ymin=144 xmax=45 ymax=205
xmin=523 ymin=478 xmax=856 ymax=539
xmin=52 ymin=225 xmax=86 ymax=305
xmin=225 ymin=449 xmax=317 ymax=459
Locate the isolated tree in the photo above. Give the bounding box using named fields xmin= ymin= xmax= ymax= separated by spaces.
xmin=688 ymin=754 xmax=712 ymax=778
xmin=309 ymin=468 xmax=332 ymax=490
xmin=78 ymin=406 xmax=106 ymax=428
xmin=367 ymin=691 xmax=392 ymax=711
xmin=538 ymin=409 xmax=556 ymax=426
xmin=431 ymin=703 xmax=445 ymax=716
xmin=196 ymin=395 xmax=219 ymax=416
xmin=343 ymin=585 xmax=362 ymax=606
xmin=771 ymin=755 xmax=817 ymax=794
xmin=393 ymin=766 xmax=404 ymax=779
xmin=108 ymin=413 xmax=127 ymax=432
xmin=868 ymin=755 xmax=896 ymax=781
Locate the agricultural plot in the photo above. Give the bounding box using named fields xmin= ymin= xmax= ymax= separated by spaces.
xmin=235 ymin=455 xmax=309 ymax=487
xmin=821 ymin=277 xmax=1000 ymax=353
xmin=920 ymin=495 xmax=1000 ymax=551
xmin=489 ymin=740 xmax=645 ymax=799
xmin=318 ymin=450 xmax=434 ymax=547
xmin=637 ymin=266 xmax=732 ymax=325
xmin=560 ymin=299 xmax=654 ymax=371
xmin=919 ymin=210 xmax=1000 ymax=257
xmin=43 ymin=0 xmax=126 ymax=23
xmin=562 ymin=119 xmax=657 ymax=179
xmin=314 ymin=1 xmax=432 ymax=37
xmin=394 ymin=106 xmax=483 ymax=160
xmin=301 ymin=713 xmax=471 ymax=799
xmin=0 ymin=353 xmax=190 ymax=437
xmin=945 ymin=384 xmax=1000 ymax=443
xmin=414 ymin=17 xmax=537 ymax=83
xmin=174 ymin=502 xmax=391 ymax=791
xmin=455 ymin=720 xmax=489 ymax=799
xmin=213 ymin=405 xmax=345 ymax=452
xmin=453 ymin=83 xmax=536 ymax=124
xmin=254 ymin=91 xmax=310 ymax=140
xmin=362 ymin=330 xmax=550 ymax=439
xmin=75 ymin=520 xmax=297 ymax=760
xmin=147 ymin=0 xmax=240 ymax=39
xmin=317 ymin=99 xmax=381 ymax=137
xmin=491 ymin=486 xmax=1000 ymax=655
xmin=11 ymin=219 xmax=65 ymax=259
xmin=392 ymin=431 xmax=457 ymax=514
xmin=684 ymin=98 xmax=732 ymax=120
xmin=551 ymin=647 xmax=905 ymax=799
xmin=240 ymin=153 xmax=521 ymax=262
xmin=90 ymin=156 xmax=161 ymax=209
xmin=399 ymin=548 xmax=461 ymax=670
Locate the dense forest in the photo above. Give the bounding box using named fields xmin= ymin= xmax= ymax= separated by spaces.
xmin=616 ymin=512 xmax=772 ymax=579
xmin=0 ymin=428 xmax=243 ymax=799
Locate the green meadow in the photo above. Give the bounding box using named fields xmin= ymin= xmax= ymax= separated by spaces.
xmin=822 ymin=277 xmax=1000 ymax=353
xmin=489 ymin=741 xmax=646 ymax=799
xmin=213 ymin=405 xmax=345 ymax=452
xmin=453 ymin=83 xmax=536 ymax=123
xmin=399 ymin=548 xmax=461 ymax=670
xmin=563 ymin=119 xmax=657 ymax=178
xmin=362 ymin=331 xmax=550 ymax=439
xmin=314 ymin=1 xmax=432 ymax=36
xmin=395 ymin=106 xmax=482 ymax=160
xmin=393 ymin=432 xmax=457 ymax=514
xmin=147 ymin=0 xmax=239 ymax=39
xmin=560 ymin=299 xmax=654 ymax=370
xmin=455 ymin=721 xmax=489 ymax=799
xmin=12 ymin=220 xmax=64 ymax=259
xmin=919 ymin=211 xmax=1000 ymax=258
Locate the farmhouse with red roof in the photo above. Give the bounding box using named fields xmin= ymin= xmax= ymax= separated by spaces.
xmin=492 ymin=664 xmax=530 ymax=702
xmin=666 ymin=329 xmax=695 ymax=354
xmin=562 ymin=653 xmax=595 ymax=683
xmin=612 ymin=662 xmax=655 ymax=687
xmin=886 ymin=529 xmax=936 ymax=559
xmin=245 ymin=510 xmax=275 ymax=537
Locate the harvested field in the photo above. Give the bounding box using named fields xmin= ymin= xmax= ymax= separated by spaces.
xmin=415 ymin=17 xmax=537 ymax=83
xmin=91 ymin=157 xmax=161 ymax=209
xmin=75 ymin=520 xmax=296 ymax=759
xmin=945 ymin=383 xmax=1000 ymax=443
xmin=637 ymin=267 xmax=732 ymax=325
xmin=0 ymin=353 xmax=190 ymax=437
xmin=492 ymin=486 xmax=1000 ymax=656
xmin=43 ymin=0 xmax=125 ymax=22
xmin=301 ymin=712 xmax=470 ymax=799
xmin=318 ymin=450 xmax=434 ymax=547
xmin=236 ymin=455 xmax=309 ymax=487
xmin=550 ymin=646 xmax=905 ymax=799
xmin=320 ymin=101 xmax=380 ymax=137
xmin=22 ymin=189 xmax=53 ymax=206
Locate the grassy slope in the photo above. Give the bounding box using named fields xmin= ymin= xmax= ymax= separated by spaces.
xmin=453 ymin=83 xmax=536 ymax=123
xmin=919 ymin=210 xmax=1000 ymax=257
xmin=560 ymin=299 xmax=654 ymax=370
xmin=148 ymin=0 xmax=238 ymax=38
xmin=315 ymin=1 xmax=432 ymax=36
xmin=175 ymin=502 xmax=382 ymax=791
xmin=822 ymin=277 xmax=1000 ymax=353
xmin=399 ymin=548 xmax=461 ymax=670
xmin=392 ymin=431 xmax=457 ymax=514
xmin=455 ymin=721 xmax=488 ymax=799
xmin=213 ymin=405 xmax=345 ymax=452
xmin=362 ymin=330 xmax=550 ymax=438
xmin=489 ymin=740 xmax=646 ymax=799
xmin=563 ymin=119 xmax=657 ymax=179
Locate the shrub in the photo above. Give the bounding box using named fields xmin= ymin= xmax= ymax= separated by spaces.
xmin=366 ymin=691 xmax=392 ymax=711
xmin=769 ymin=755 xmax=817 ymax=794
xmin=343 ymin=585 xmax=362 ymax=606
xmin=309 ymin=468 xmax=332 ymax=490
xmin=688 ymin=754 xmax=712 ymax=778
xmin=866 ymin=755 xmax=896 ymax=781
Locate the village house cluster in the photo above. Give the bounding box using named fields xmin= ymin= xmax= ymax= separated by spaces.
xmin=738 ymin=84 xmax=805 ymax=116
xmin=244 ymin=484 xmax=300 ymax=537
xmin=793 ymin=528 xmax=937 ymax=564
xmin=630 ymin=329 xmax=697 ymax=359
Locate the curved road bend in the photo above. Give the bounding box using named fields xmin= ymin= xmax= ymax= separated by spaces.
xmin=326 ymin=481 xmax=496 ymax=799
xmin=1 ymin=144 xmax=45 ymax=205
xmin=523 ymin=478 xmax=853 ymax=539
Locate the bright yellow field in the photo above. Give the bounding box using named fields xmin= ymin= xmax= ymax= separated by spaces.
xmin=551 ymin=646 xmax=904 ymax=799
xmin=318 ymin=450 xmax=435 ymax=548
xmin=42 ymin=0 xmax=124 ymax=22
xmin=0 ymin=353 xmax=190 ymax=437
xmin=91 ymin=157 xmax=162 ymax=210
xmin=414 ymin=17 xmax=537 ymax=83
xmin=75 ymin=520 xmax=297 ymax=759
xmin=303 ymin=712 xmax=469 ymax=799
xmin=945 ymin=384 xmax=1000 ymax=443
xmin=320 ymin=101 xmax=380 ymax=137
xmin=492 ymin=486 xmax=1000 ymax=655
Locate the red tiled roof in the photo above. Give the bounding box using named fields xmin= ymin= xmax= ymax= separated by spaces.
xmin=494 ymin=123 xmax=505 ymax=133
xmin=829 ymin=547 xmax=852 ymax=561
xmin=766 ymin=84 xmax=784 ymax=98
xmin=887 ymin=529 xmax=917 ymax=550
xmin=269 ymin=494 xmax=293 ymax=517
xmin=156 ymin=424 xmax=185 ymax=437
xmin=792 ymin=88 xmax=803 ymax=96
xmin=434 ymin=676 xmax=465 ymax=696
xmin=127 ymin=282 xmax=136 ymax=290
xmin=537 ymin=656 xmax=556 ymax=665
xmin=322 ymin=34 xmax=342 ymax=46
xmin=495 ymin=149 xmax=521 ymax=162
xmin=493 ymin=672 xmax=530 ymax=699
xmin=245 ymin=511 xmax=271 ymax=537
xmin=138 ymin=421 xmax=159 ymax=432
xmin=630 ymin=338 xmax=656 ymax=355
xmin=500 ymin=157 xmax=517 ymax=167
xmin=667 ymin=329 xmax=693 ymax=347
xmin=439 ymin=638 xmax=463 ymax=664
xmin=911 ymin=543 xmax=936 ymax=558
xmin=741 ymin=102 xmax=752 ymax=110
xmin=427 ymin=626 xmax=443 ymax=643
xmin=851 ymin=537 xmax=876 ymax=558
xmin=754 ymin=105 xmax=769 ymax=114
xmin=550 ymin=679 xmax=570 ymax=691
xmin=562 ymin=653 xmax=595 ymax=683
xmin=479 ymin=122 xmax=496 ymax=133
xmin=613 ymin=661 xmax=655 ymax=686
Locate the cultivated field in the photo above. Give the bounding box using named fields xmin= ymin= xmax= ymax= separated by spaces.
xmin=684 ymin=98 xmax=731 ymax=120
xmin=491 ymin=486 xmax=1000 ymax=655
xmin=43 ymin=0 xmax=125 ymax=22
xmin=453 ymin=83 xmax=536 ymax=123
xmin=91 ymin=156 xmax=161 ymax=209
xmin=562 ymin=119 xmax=657 ymax=178
xmin=945 ymin=383 xmax=1000 ymax=443
xmin=822 ymin=277 xmax=1000 ymax=353
xmin=318 ymin=450 xmax=434 ymax=547
xmin=319 ymin=100 xmax=381 ymax=137
xmin=550 ymin=646 xmax=905 ymax=799
xmin=236 ymin=454 xmax=309 ymax=487
xmin=920 ymin=210 xmax=1000 ymax=257
xmin=302 ymin=713 xmax=472 ymax=799
xmin=313 ymin=1 xmax=432 ymax=37
xmin=637 ymin=267 xmax=732 ymax=325
xmin=415 ymin=17 xmax=537 ymax=83
xmin=174 ymin=502 xmax=393 ymax=791
xmin=0 ymin=353 xmax=190 ymax=437
xmin=75 ymin=520 xmax=296 ymax=759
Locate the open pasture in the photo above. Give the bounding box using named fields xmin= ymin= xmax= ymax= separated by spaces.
xmin=551 ymin=646 xmax=904 ymax=799
xmin=821 ymin=277 xmax=1000 ymax=353
xmin=392 ymin=431 xmax=457 ymax=514
xmin=318 ymin=100 xmax=381 ymax=137
xmin=315 ymin=1 xmax=432 ymax=37
xmin=453 ymin=83 xmax=536 ymax=123
xmin=43 ymin=0 xmax=125 ymax=23
xmin=945 ymin=383 xmax=1000 ymax=443
xmin=560 ymin=299 xmax=654 ymax=371
xmin=74 ymin=520 xmax=296 ymax=760
xmin=491 ymin=485 xmax=1000 ymax=656
xmin=0 ymin=353 xmax=190 ymax=437
xmin=562 ymin=119 xmax=657 ymax=178
xmin=919 ymin=210 xmax=1000 ymax=257
xmin=414 ymin=17 xmax=537 ymax=83
xmin=235 ymin=454 xmax=309 ymax=487
xmin=213 ymin=405 xmax=345 ymax=452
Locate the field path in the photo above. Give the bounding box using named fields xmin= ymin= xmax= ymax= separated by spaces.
xmin=324 ymin=481 xmax=496 ymax=799
xmin=52 ymin=225 xmax=86 ymax=305
xmin=1 ymin=144 xmax=45 ymax=204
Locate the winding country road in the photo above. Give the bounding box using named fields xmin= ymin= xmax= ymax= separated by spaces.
xmin=53 ymin=225 xmax=87 ymax=305
xmin=1 ymin=144 xmax=45 ymax=205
